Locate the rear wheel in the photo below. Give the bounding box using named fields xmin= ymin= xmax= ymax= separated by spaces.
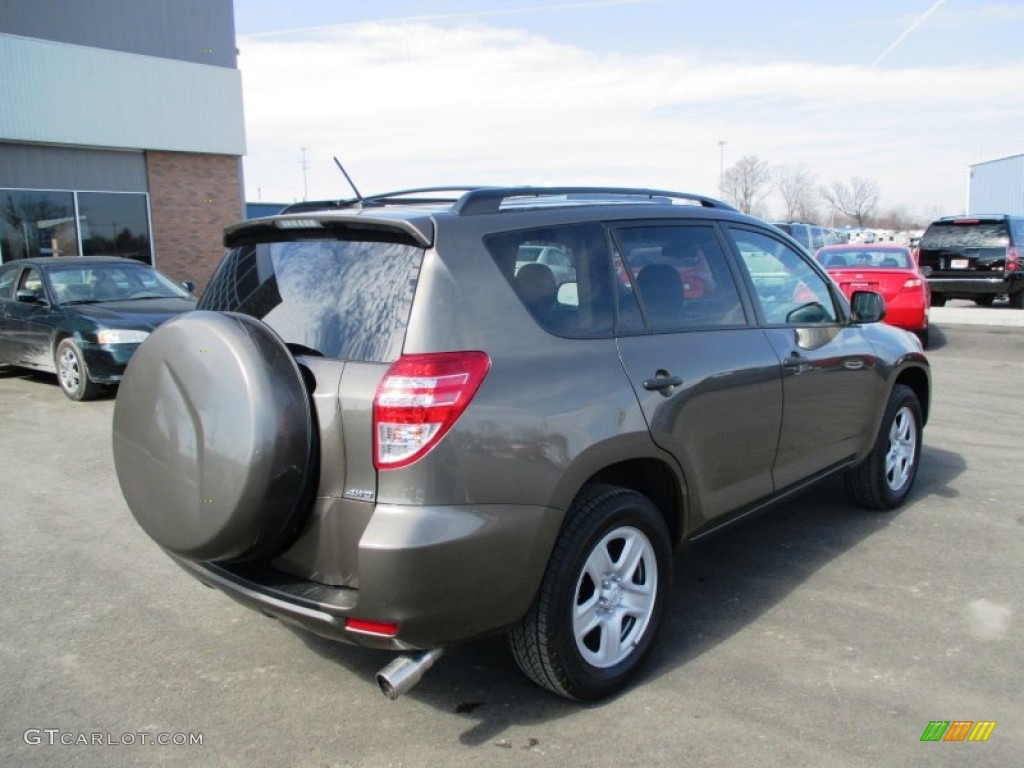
xmin=846 ymin=384 xmax=922 ymax=510
xmin=55 ymin=338 xmax=103 ymax=401
xmin=974 ymin=295 xmax=995 ymax=307
xmin=929 ymin=295 xmax=946 ymax=307
xmin=509 ymin=484 xmax=672 ymax=700
xmin=915 ymin=326 xmax=929 ymax=349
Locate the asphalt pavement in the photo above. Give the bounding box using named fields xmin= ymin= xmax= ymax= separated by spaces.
xmin=1 ymin=307 xmax=1021 ymax=767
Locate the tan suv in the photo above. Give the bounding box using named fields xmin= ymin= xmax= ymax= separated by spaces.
xmin=113 ymin=186 xmax=930 ymax=701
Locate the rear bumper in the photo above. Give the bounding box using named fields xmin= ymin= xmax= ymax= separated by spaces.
xmin=883 ymin=298 xmax=928 ymax=333
xmin=927 ymin=276 xmax=1020 ymax=297
xmin=170 ymin=501 xmax=563 ymax=649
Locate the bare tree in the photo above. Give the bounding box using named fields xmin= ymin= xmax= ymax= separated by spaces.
xmin=721 ymin=155 xmax=772 ymax=215
xmin=821 ymin=176 xmax=880 ymax=227
xmin=773 ymin=164 xmax=819 ymax=222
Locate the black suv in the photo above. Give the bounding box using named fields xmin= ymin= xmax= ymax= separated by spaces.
xmin=112 ymin=186 xmax=930 ymax=701
xmin=916 ymin=214 xmax=1024 ymax=308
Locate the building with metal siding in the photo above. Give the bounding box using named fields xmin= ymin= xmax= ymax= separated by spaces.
xmin=968 ymin=154 xmax=1024 ymax=216
xmin=0 ymin=0 xmax=246 ymax=292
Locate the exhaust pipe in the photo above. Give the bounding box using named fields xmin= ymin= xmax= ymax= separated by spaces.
xmin=376 ymin=648 xmax=444 ymax=700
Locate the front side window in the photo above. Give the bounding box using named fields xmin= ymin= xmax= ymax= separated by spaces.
xmin=611 ymin=225 xmax=746 ymax=332
xmin=729 ymin=228 xmax=838 ymax=325
xmin=201 ymin=238 xmax=423 ymax=362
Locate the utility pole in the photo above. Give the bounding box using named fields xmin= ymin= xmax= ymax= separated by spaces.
xmin=300 ymin=147 xmax=309 ymax=201
xmin=718 ymin=140 xmax=727 ymax=193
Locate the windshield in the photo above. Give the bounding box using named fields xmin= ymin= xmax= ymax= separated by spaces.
xmin=47 ymin=263 xmax=193 ymax=304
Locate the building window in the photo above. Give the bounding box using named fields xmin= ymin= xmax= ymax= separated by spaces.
xmin=0 ymin=190 xmax=79 ymax=260
xmin=0 ymin=189 xmax=152 ymax=264
xmin=78 ymin=192 xmax=152 ymax=263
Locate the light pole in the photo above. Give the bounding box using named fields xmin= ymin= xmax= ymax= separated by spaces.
xmin=717 ymin=140 xmax=727 ymax=193
xmin=300 ymin=147 xmax=309 ymax=201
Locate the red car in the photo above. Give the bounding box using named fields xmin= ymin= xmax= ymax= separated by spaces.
xmin=815 ymin=244 xmax=931 ymax=347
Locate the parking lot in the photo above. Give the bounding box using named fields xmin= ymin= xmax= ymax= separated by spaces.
xmin=1 ymin=309 xmax=1021 ymax=767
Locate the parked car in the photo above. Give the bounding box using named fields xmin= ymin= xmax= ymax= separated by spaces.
xmin=915 ymin=214 xmax=1024 ymax=308
xmin=0 ymin=256 xmax=196 ymax=400
xmin=815 ymin=243 xmax=931 ymax=347
xmin=112 ymin=186 xmax=930 ymax=702
xmin=769 ymin=221 xmax=841 ymax=253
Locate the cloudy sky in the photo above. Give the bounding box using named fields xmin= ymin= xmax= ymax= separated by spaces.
xmin=232 ymin=0 xmax=1024 ymax=220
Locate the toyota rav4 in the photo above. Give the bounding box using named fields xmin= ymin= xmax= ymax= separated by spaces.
xmin=112 ymin=186 xmax=930 ymax=701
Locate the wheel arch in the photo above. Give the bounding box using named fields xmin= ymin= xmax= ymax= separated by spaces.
xmin=576 ymin=457 xmax=687 ymax=548
xmin=894 ymin=364 xmax=930 ymax=425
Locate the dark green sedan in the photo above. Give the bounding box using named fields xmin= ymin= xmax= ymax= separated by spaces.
xmin=0 ymin=256 xmax=196 ymax=400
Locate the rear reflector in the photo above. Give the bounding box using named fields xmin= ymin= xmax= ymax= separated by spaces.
xmin=346 ymin=618 xmax=399 ymax=637
xmin=373 ymin=351 xmax=490 ymax=469
xmin=1007 ymin=247 xmax=1019 ymax=272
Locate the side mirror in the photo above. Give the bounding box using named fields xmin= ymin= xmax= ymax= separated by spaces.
xmin=15 ymin=288 xmax=45 ymax=304
xmin=181 ymin=280 xmax=196 ymax=294
xmin=851 ymin=290 xmax=886 ymax=324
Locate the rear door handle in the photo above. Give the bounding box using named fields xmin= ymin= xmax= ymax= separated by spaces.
xmin=642 ymin=372 xmax=683 ymax=392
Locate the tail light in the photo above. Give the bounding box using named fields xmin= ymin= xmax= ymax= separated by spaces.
xmin=1007 ymin=246 xmax=1019 ymax=272
xmin=373 ymin=351 xmax=490 ymax=469
xmin=902 ymin=277 xmax=924 ymax=291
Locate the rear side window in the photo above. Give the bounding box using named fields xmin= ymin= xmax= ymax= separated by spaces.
xmin=920 ymin=220 xmax=1009 ymax=249
xmin=201 ymin=238 xmax=423 ymax=362
xmin=611 ymin=225 xmax=747 ymax=331
xmin=484 ymin=223 xmax=614 ymax=338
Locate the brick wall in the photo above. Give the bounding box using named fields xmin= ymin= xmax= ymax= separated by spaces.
xmin=145 ymin=150 xmax=242 ymax=294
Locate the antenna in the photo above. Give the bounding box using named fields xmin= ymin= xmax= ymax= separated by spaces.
xmin=333 ymin=157 xmax=364 ymax=203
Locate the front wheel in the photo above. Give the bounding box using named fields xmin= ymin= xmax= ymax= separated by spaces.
xmin=509 ymin=484 xmax=672 ymax=700
xmin=845 ymin=384 xmax=923 ymax=510
xmin=55 ymin=339 xmax=103 ymax=401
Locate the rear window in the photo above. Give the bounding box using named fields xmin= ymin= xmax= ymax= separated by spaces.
xmin=200 ymin=238 xmax=423 ymax=362
xmin=920 ymin=220 xmax=1009 ymax=249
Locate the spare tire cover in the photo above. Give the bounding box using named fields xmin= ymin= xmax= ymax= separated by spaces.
xmin=113 ymin=311 xmax=316 ymax=562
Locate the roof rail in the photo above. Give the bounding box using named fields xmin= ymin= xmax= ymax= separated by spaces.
xmin=451 ymin=186 xmax=737 ymax=216
xmin=279 ymin=187 xmax=487 ymax=214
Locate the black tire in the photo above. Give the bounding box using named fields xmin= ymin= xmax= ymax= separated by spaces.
xmin=915 ymin=326 xmax=929 ymax=349
xmin=973 ymin=295 xmax=995 ymax=307
xmin=1009 ymin=290 xmax=1024 ymax=310
xmin=55 ymin=338 xmax=103 ymax=401
xmin=509 ymin=484 xmax=672 ymax=701
xmin=929 ymin=294 xmax=946 ymax=307
xmin=845 ymin=384 xmax=923 ymax=510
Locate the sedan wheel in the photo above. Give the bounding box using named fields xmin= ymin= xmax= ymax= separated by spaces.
xmin=55 ymin=339 xmax=102 ymax=401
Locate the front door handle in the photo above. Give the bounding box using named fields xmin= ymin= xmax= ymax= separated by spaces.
xmin=642 ymin=371 xmax=683 ymax=392
xmin=783 ymin=353 xmax=812 ymax=374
